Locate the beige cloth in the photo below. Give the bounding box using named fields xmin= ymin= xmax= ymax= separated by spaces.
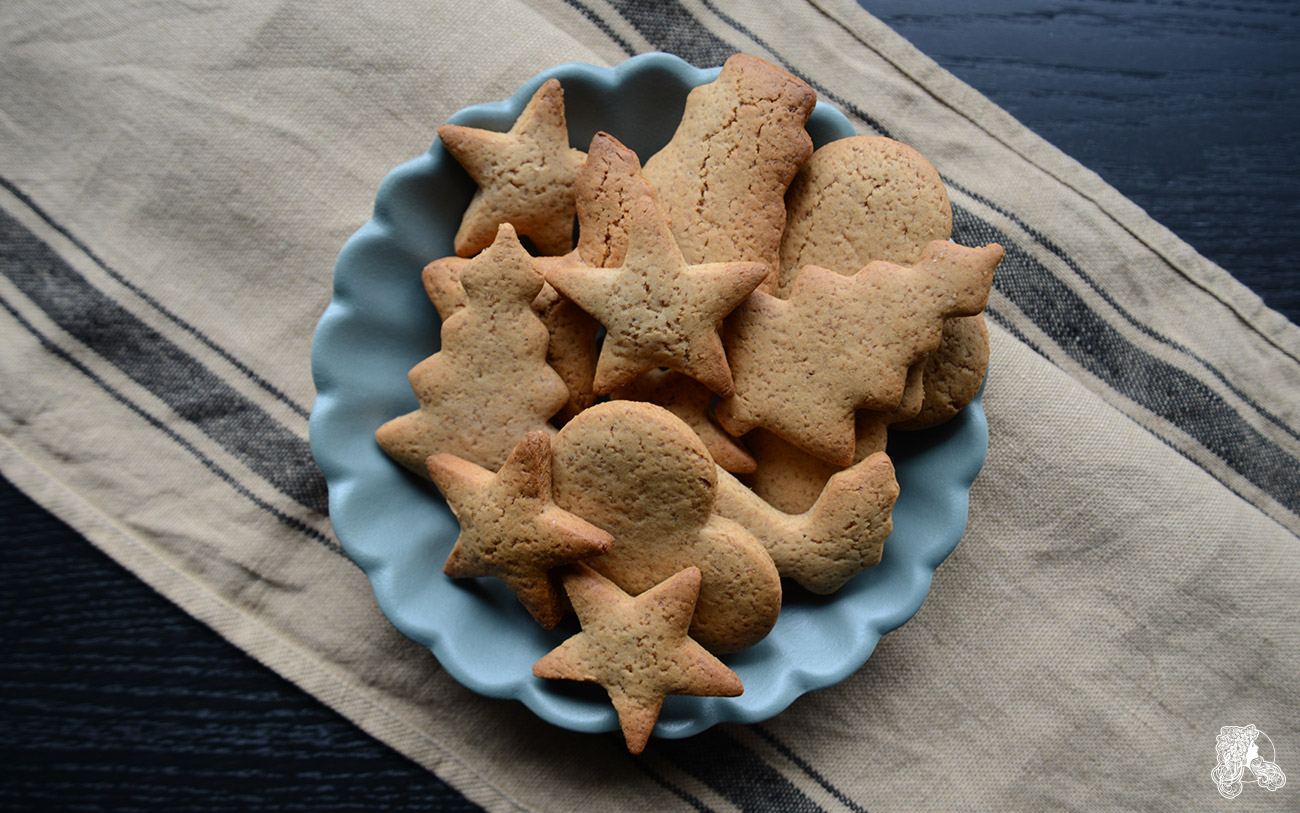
xmin=1 ymin=1 xmax=1297 ymax=810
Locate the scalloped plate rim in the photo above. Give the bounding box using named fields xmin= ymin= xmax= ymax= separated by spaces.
xmin=309 ymin=52 xmax=988 ymax=740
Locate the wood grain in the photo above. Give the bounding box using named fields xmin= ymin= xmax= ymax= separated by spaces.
xmin=0 ymin=476 xmax=482 ymax=811
xmin=861 ymin=0 xmax=1300 ymax=325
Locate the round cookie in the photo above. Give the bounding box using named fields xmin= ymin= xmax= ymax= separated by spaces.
xmin=549 ymin=401 xmax=781 ymax=653
xmin=894 ymin=314 xmax=990 ymax=431
xmin=611 ymin=368 xmax=756 ymax=474
xmin=777 ymin=135 xmax=990 ymax=433
xmin=777 ymin=135 xmax=952 ymax=296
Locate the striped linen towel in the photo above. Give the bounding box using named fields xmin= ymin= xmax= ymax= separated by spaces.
xmin=1 ymin=1 xmax=1296 ymax=810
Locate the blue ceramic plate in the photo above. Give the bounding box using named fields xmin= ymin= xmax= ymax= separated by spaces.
xmin=309 ymin=53 xmax=987 ymax=739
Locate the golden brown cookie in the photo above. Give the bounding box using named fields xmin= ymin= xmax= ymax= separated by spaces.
xmin=642 ymin=54 xmax=815 ymax=289
xmin=573 ymin=133 xmax=755 ymax=466
xmin=421 ymin=255 xmax=469 ymax=318
xmin=550 ymin=401 xmax=781 ymax=653
xmin=611 ymin=368 xmax=756 ymax=474
xmin=713 ymin=453 xmax=900 ymax=594
xmin=532 ymin=251 xmax=601 ymax=423
xmin=777 ymin=135 xmax=989 ymax=428
xmin=716 ymin=240 xmax=1002 ymax=465
xmin=438 ymin=78 xmax=586 ymax=257
xmin=741 ymin=365 xmax=924 ymax=514
xmin=776 ymin=135 xmax=952 ymax=296
xmin=427 ymin=432 xmax=613 ymax=628
xmin=546 ymin=195 xmax=768 ymax=397
xmin=533 ymin=564 xmax=743 ymax=754
xmin=421 ymin=249 xmax=600 ymax=425
xmin=574 ymin=131 xmax=657 ymax=270
xmin=375 ymin=224 xmax=569 ymax=474
xmin=893 ymin=314 xmax=990 ymax=431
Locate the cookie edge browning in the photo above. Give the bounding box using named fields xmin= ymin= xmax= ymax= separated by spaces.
xmin=713 ymin=451 xmax=900 ymax=594
xmin=427 ymin=431 xmax=614 ymax=628
xmin=533 ymin=563 xmax=743 ymax=753
xmin=549 ymin=400 xmax=783 ymax=653
xmin=641 ymin=53 xmax=817 ymax=287
xmin=438 ymin=78 xmax=587 ymax=257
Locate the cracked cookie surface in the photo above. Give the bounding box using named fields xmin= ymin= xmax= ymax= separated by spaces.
xmin=642 ymin=53 xmax=815 ymax=290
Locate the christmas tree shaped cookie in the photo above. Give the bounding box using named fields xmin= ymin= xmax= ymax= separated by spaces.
xmin=716 ymin=240 xmax=1002 ymax=466
xmin=422 ymin=248 xmax=600 ymax=425
xmin=375 ymin=224 xmax=569 ymax=474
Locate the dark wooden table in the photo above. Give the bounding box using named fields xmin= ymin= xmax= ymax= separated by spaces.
xmin=867 ymin=0 xmax=1300 ymax=324
xmin=3 ymin=2 xmax=1297 ymax=809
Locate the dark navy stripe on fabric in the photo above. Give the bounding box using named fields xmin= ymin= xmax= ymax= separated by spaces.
xmin=558 ymin=0 xmax=638 ymax=57
xmin=984 ymin=304 xmax=1048 ymax=360
xmin=0 ymin=208 xmax=329 ymax=516
xmin=0 ymin=294 xmax=337 ymax=550
xmin=601 ymin=0 xmax=735 ymax=67
xmin=751 ymin=725 xmax=870 ymax=813
xmin=0 ymin=176 xmax=311 ymax=421
xmin=654 ymin=729 xmax=826 ymax=813
xmin=626 ymin=747 xmax=718 ymax=812
xmin=953 ymin=207 xmax=1300 ymax=513
xmin=951 ymin=179 xmax=1300 ymax=446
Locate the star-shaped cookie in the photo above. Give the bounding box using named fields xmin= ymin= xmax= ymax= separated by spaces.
xmin=546 ymin=194 xmax=769 ymax=397
xmin=428 ymin=431 xmax=613 ymax=628
xmin=715 ymin=240 xmax=1002 ymax=465
xmin=438 ymin=78 xmax=587 ymax=257
xmin=533 ymin=564 xmax=743 ymax=754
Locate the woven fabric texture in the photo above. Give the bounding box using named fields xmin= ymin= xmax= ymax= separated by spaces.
xmin=1 ymin=1 xmax=1296 ymax=810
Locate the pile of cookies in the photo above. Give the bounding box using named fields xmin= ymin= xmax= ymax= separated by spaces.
xmin=374 ymin=54 xmax=1002 ymax=753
